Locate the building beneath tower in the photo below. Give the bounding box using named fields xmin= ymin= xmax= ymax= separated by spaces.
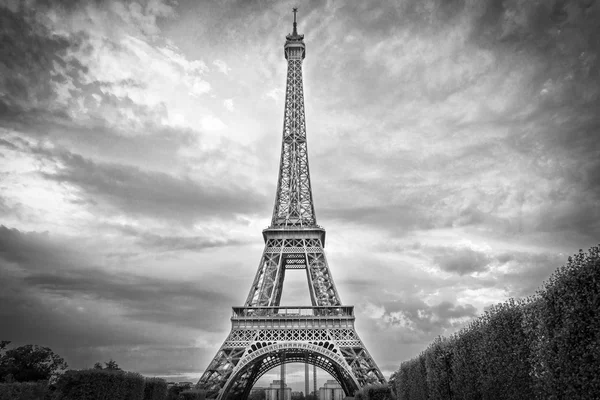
xmin=264 ymin=380 xmax=291 ymax=400
xmin=318 ymin=380 xmax=344 ymax=400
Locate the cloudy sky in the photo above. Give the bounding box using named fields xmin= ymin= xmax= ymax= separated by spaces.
xmin=1 ymin=0 xmax=599 ymax=388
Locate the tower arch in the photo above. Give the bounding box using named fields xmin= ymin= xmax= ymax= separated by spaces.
xmin=221 ymin=343 xmax=360 ymax=400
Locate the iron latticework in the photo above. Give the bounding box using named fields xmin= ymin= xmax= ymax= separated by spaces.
xmin=271 ymin=28 xmax=315 ymax=228
xmin=197 ymin=10 xmax=385 ymax=400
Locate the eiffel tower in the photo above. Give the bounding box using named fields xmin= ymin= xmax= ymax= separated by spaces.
xmin=197 ymin=10 xmax=386 ymax=399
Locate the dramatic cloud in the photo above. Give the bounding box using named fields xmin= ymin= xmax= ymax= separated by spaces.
xmin=432 ymin=246 xmax=491 ymax=275
xmin=1 ymin=0 xmax=599 ymax=386
xmin=0 ymin=225 xmax=238 ymax=374
xmin=39 ymin=147 xmax=264 ymax=221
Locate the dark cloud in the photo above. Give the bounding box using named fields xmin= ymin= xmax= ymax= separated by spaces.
xmin=0 ymin=195 xmax=20 ymax=218
xmin=496 ymin=251 xmax=565 ymax=297
xmin=0 ymin=137 xmax=19 ymax=150
xmin=0 ymin=1 xmax=178 ymax=142
xmin=0 ymin=225 xmax=234 ymax=329
xmin=0 ymin=136 xmax=267 ymax=222
xmin=111 ymin=224 xmax=247 ymax=252
xmin=0 ymin=225 xmax=234 ymax=370
xmin=375 ymin=298 xmax=478 ymax=343
xmin=432 ymin=246 xmax=491 ymax=275
xmin=0 ymin=4 xmax=81 ymax=117
xmin=20 ymin=269 xmax=232 ymax=330
xmin=42 ymin=149 xmax=265 ymax=221
xmin=319 ymin=205 xmax=433 ymax=232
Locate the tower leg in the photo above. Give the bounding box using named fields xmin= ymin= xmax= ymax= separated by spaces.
xmin=313 ymin=364 xmax=317 ymax=399
xmin=305 ymin=361 xmax=309 ymax=398
xmin=280 ymin=356 xmax=286 ymax=400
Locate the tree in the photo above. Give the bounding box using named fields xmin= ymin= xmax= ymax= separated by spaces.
xmin=0 ymin=343 xmax=68 ymax=382
xmin=388 ymin=370 xmax=398 ymax=398
xmin=104 ymin=359 xmax=121 ymax=370
xmin=291 ymin=392 xmax=305 ymax=400
xmin=305 ymin=392 xmax=317 ymax=400
xmin=91 ymin=360 xmax=121 ymax=370
xmin=166 ymin=385 xmax=187 ymax=400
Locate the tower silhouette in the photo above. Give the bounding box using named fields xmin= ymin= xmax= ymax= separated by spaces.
xmin=197 ymin=10 xmax=385 ymax=399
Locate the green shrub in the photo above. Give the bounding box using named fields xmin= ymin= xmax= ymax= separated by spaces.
xmin=361 ymin=384 xmax=393 ymax=400
xmin=424 ymin=337 xmax=452 ymax=400
xmin=53 ymin=369 xmax=144 ymax=400
xmin=396 ymin=355 xmax=427 ymax=400
xmin=166 ymin=385 xmax=186 ymax=400
xmin=476 ymin=299 xmax=534 ymax=400
xmin=394 ymin=365 xmax=407 ymax=400
xmin=0 ymin=382 xmax=48 ymax=400
xmin=144 ymin=378 xmax=168 ymax=400
xmin=532 ymin=247 xmax=600 ymax=399
xmin=178 ymin=389 xmax=205 ymax=400
xmin=449 ymin=322 xmax=483 ymax=400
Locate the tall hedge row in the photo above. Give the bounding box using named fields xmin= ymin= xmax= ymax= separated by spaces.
xmin=144 ymin=378 xmax=168 ymax=400
xmin=0 ymin=374 xmax=171 ymax=400
xmin=0 ymin=382 xmax=48 ymax=400
xmin=178 ymin=390 xmax=206 ymax=400
xmin=54 ymin=369 xmax=145 ymax=400
xmin=355 ymin=384 xmax=394 ymax=400
xmin=395 ymin=245 xmax=600 ymax=400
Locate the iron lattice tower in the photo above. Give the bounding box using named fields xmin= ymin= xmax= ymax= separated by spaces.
xmin=197 ymin=10 xmax=385 ymax=399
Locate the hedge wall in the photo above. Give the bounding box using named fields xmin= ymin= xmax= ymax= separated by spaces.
xmin=395 ymin=245 xmax=600 ymax=400
xmin=355 ymin=384 xmax=393 ymax=400
xmin=53 ymin=369 xmax=145 ymax=400
xmin=178 ymin=389 xmax=206 ymax=400
xmin=0 ymin=382 xmax=48 ymax=400
xmin=166 ymin=385 xmax=186 ymax=400
xmin=143 ymin=378 xmax=168 ymax=400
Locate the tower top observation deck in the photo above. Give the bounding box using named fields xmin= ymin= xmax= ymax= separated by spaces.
xmin=285 ymin=7 xmax=305 ymax=60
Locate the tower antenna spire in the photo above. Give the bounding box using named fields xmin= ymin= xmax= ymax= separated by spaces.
xmin=292 ymin=7 xmax=298 ymax=36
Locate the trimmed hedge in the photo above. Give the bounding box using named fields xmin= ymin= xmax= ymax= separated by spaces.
xmin=178 ymin=389 xmax=205 ymax=400
xmin=397 ymin=355 xmax=427 ymax=400
xmin=395 ymin=245 xmax=600 ymax=400
xmin=0 ymin=382 xmax=48 ymax=400
xmin=54 ymin=369 xmax=145 ymax=400
xmin=166 ymin=385 xmax=186 ymax=400
xmin=144 ymin=378 xmax=168 ymax=400
xmin=355 ymin=384 xmax=393 ymax=400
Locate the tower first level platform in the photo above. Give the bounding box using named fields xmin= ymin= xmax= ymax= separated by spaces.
xmin=198 ymin=305 xmax=384 ymax=400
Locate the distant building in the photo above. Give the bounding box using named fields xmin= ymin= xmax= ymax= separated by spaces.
xmin=318 ymin=380 xmax=344 ymax=400
xmin=265 ymin=380 xmax=291 ymax=400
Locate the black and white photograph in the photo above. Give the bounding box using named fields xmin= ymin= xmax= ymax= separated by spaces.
xmin=0 ymin=1 xmax=599 ymax=399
